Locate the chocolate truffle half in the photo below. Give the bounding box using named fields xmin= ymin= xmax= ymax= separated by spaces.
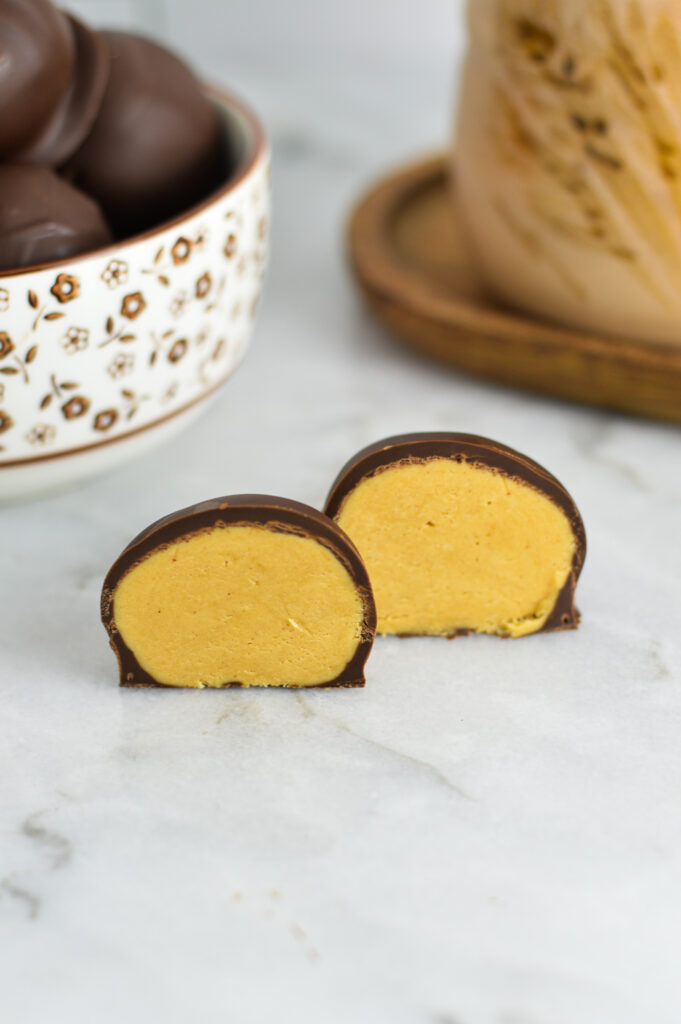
xmin=0 ymin=165 xmax=112 ymax=271
xmin=325 ymin=434 xmax=586 ymax=638
xmin=66 ymin=31 xmax=224 ymax=236
xmin=0 ymin=0 xmax=75 ymax=159
xmin=101 ymin=496 xmax=376 ymax=689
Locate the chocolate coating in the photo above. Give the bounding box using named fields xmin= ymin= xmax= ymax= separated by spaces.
xmin=101 ymin=495 xmax=377 ymax=689
xmin=66 ymin=31 xmax=224 ymax=236
xmin=19 ymin=15 xmax=110 ymax=167
xmin=0 ymin=0 xmax=75 ymax=159
xmin=0 ymin=165 xmax=112 ymax=271
xmin=325 ymin=433 xmax=587 ymax=635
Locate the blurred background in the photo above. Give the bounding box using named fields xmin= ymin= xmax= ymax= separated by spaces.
xmin=67 ymin=0 xmax=467 ymax=171
xmin=68 ymin=0 xmax=463 ymax=71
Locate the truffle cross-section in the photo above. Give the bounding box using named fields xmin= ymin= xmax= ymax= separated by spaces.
xmin=325 ymin=433 xmax=586 ymax=638
xmin=102 ymin=495 xmax=376 ymax=688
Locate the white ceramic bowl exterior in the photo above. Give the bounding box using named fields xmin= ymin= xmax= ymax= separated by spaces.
xmin=0 ymin=93 xmax=269 ymax=501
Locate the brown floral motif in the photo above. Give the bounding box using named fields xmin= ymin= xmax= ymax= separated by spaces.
xmin=62 ymin=395 xmax=91 ymax=420
xmin=101 ymin=259 xmax=129 ymax=289
xmin=0 ymin=288 xmax=9 ymax=313
xmin=62 ymin=327 xmax=89 ymax=354
xmin=167 ymin=338 xmax=188 ymax=363
xmin=98 ymin=314 xmax=136 ymax=348
xmin=51 ymin=273 xmax=80 ymax=303
xmin=120 ymin=292 xmax=146 ymax=320
xmin=93 ymin=408 xmax=118 ymax=432
xmin=193 ymin=226 xmax=209 ymax=250
xmin=39 ymin=374 xmax=81 ymax=411
xmin=120 ymin=387 xmax=149 ymax=421
xmin=108 ymin=353 xmax=135 ymax=380
xmin=171 ymin=237 xmax=192 ymax=264
xmin=170 ymin=291 xmax=188 ymax=318
xmin=26 ymin=424 xmax=56 ymax=446
xmin=0 ymin=332 xmax=14 ymax=360
xmin=142 ymin=246 xmax=171 ymax=287
xmin=223 ymin=233 xmax=237 ymax=259
xmin=0 ymin=339 xmax=36 ymax=384
xmin=212 ymin=338 xmax=226 ymax=361
xmin=148 ymin=329 xmax=175 ymax=367
xmin=257 ymin=216 xmax=267 ymax=242
xmin=0 ymin=409 xmax=14 ymax=434
xmin=195 ymin=272 xmax=212 ymax=300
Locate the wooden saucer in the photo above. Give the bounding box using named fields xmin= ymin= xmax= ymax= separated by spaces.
xmin=348 ymin=153 xmax=681 ymax=425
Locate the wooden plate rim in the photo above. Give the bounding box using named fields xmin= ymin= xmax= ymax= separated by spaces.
xmin=348 ymin=152 xmax=681 ymax=373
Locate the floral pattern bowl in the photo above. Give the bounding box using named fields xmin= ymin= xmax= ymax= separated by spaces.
xmin=0 ymin=88 xmax=269 ymax=502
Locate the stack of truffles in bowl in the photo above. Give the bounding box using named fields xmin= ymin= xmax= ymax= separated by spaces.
xmin=0 ymin=0 xmax=268 ymax=501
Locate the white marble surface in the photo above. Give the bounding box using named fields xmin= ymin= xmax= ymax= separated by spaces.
xmin=3 ymin=8 xmax=681 ymax=1023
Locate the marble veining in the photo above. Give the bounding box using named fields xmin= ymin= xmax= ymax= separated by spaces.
xmin=0 ymin=879 xmax=40 ymax=921
xmin=21 ymin=811 xmax=73 ymax=870
xmin=295 ymin=693 xmax=473 ymax=800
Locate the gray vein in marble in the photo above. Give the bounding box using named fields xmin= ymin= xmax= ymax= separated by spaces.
xmin=295 ymin=695 xmax=472 ymax=800
xmin=0 ymin=878 xmax=40 ymax=920
xmin=572 ymin=420 xmax=648 ymax=490
xmin=0 ymin=811 xmax=71 ymax=922
xmin=72 ymin=568 xmax=101 ymax=592
xmin=216 ymin=702 xmax=263 ymax=727
xmin=649 ymin=640 xmax=671 ymax=680
xmin=22 ymin=810 xmax=72 ymax=869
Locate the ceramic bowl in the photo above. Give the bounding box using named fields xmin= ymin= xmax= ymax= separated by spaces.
xmin=0 ymin=88 xmax=269 ymax=502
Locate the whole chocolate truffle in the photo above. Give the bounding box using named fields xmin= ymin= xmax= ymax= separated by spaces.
xmin=0 ymin=165 xmax=112 ymax=271
xmin=66 ymin=31 xmax=223 ymax=236
xmin=19 ymin=14 xmax=110 ymax=167
xmin=0 ymin=0 xmax=75 ymax=159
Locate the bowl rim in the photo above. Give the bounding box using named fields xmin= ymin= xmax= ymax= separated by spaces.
xmin=0 ymin=84 xmax=268 ymax=280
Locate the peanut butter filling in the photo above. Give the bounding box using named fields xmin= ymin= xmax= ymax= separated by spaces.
xmin=112 ymin=524 xmax=365 ymax=687
xmin=335 ymin=458 xmax=576 ymax=637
